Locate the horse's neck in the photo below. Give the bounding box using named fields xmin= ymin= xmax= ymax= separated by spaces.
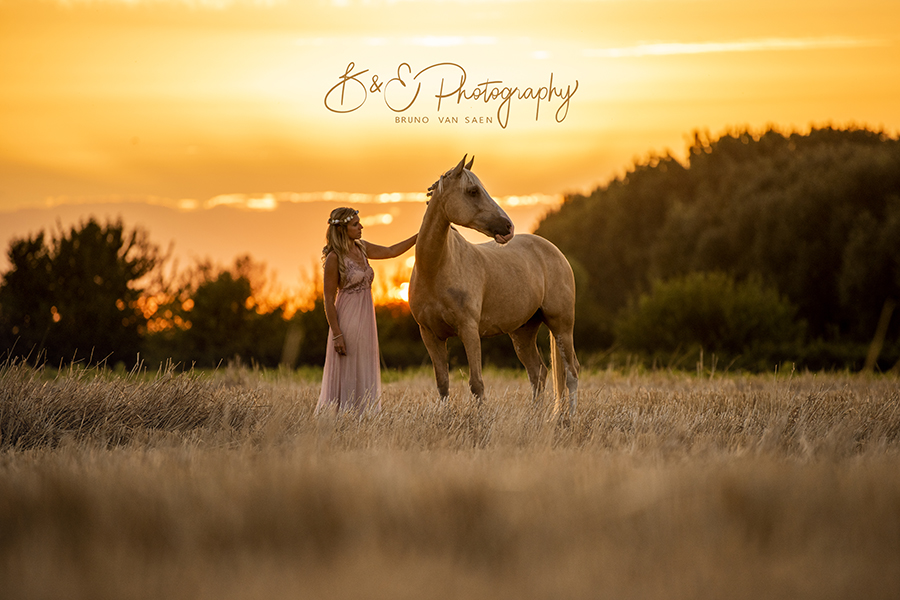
xmin=415 ymin=198 xmax=460 ymax=278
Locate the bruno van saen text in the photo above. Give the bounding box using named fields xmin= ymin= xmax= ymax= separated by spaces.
xmin=324 ymin=62 xmax=578 ymax=129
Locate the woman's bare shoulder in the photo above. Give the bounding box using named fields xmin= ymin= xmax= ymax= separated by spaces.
xmin=323 ymin=251 xmax=339 ymax=269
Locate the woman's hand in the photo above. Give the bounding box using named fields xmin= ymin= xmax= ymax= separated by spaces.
xmin=333 ymin=334 xmax=347 ymax=356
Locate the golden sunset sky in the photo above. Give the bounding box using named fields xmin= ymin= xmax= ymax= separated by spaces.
xmin=1 ymin=0 xmax=899 ymax=297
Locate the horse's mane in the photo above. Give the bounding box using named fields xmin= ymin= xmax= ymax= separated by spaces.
xmin=429 ymin=168 xmax=476 ymax=201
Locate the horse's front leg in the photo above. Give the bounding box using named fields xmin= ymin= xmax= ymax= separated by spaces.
xmin=458 ymin=324 xmax=485 ymax=401
xmin=419 ymin=325 xmax=450 ymax=401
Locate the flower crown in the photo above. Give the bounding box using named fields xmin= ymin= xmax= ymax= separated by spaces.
xmin=328 ymin=210 xmax=358 ymax=226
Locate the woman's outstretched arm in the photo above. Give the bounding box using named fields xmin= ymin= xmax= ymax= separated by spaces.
xmin=363 ymin=233 xmax=418 ymax=260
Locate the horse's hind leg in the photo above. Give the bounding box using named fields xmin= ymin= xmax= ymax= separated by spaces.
xmin=559 ymin=331 xmax=579 ymax=416
xmin=550 ymin=330 xmax=579 ymax=417
xmin=419 ymin=325 xmax=450 ymax=401
xmin=508 ymin=321 xmax=548 ymax=404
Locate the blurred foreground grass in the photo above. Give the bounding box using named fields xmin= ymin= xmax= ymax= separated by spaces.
xmin=2 ymin=360 xmax=899 ymax=599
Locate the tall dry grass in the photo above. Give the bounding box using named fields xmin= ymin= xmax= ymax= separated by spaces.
xmin=2 ymin=359 xmax=899 ymax=599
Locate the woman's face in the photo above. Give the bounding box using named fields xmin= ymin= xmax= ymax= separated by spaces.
xmin=345 ymin=215 xmax=363 ymax=240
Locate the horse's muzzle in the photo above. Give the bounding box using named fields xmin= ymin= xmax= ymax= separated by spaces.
xmin=493 ymin=218 xmax=515 ymax=245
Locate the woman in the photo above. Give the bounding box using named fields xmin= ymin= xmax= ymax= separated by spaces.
xmin=316 ymin=207 xmax=417 ymax=413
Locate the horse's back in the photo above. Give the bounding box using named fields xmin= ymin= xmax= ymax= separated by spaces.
xmin=478 ymin=233 xmax=573 ymax=282
xmin=477 ymin=233 xmax=576 ymax=317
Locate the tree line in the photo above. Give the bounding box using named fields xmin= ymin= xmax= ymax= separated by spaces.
xmin=535 ymin=125 xmax=900 ymax=371
xmin=0 ymin=219 xmax=440 ymax=370
xmin=2 ymin=125 xmax=898 ymax=372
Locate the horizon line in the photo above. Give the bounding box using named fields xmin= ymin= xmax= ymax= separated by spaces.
xmin=1 ymin=191 xmax=564 ymax=214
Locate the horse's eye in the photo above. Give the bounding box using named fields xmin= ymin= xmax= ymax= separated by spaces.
xmin=466 ymin=187 xmax=478 ymax=197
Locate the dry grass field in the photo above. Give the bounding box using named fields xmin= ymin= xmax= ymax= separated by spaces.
xmin=2 ymin=360 xmax=899 ymax=600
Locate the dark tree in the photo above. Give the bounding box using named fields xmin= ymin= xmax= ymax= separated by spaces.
xmin=536 ymin=126 xmax=900 ymax=368
xmin=159 ymin=256 xmax=290 ymax=368
xmin=0 ymin=234 xmax=54 ymax=359
xmin=0 ymin=218 xmax=162 ymax=366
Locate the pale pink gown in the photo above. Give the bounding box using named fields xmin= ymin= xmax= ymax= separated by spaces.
xmin=317 ymin=255 xmax=381 ymax=413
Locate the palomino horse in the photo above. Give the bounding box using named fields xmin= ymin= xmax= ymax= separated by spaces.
xmin=408 ymin=155 xmax=579 ymax=416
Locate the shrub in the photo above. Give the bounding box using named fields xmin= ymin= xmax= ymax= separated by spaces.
xmin=614 ymin=272 xmax=803 ymax=368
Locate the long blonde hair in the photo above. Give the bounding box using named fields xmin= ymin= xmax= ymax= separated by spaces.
xmin=322 ymin=207 xmax=365 ymax=286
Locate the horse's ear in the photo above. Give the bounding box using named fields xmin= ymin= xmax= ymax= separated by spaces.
xmin=465 ymin=155 xmax=474 ymax=171
xmin=450 ymin=155 xmax=467 ymax=178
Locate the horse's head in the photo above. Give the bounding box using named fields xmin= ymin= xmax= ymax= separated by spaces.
xmin=428 ymin=155 xmax=515 ymax=244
